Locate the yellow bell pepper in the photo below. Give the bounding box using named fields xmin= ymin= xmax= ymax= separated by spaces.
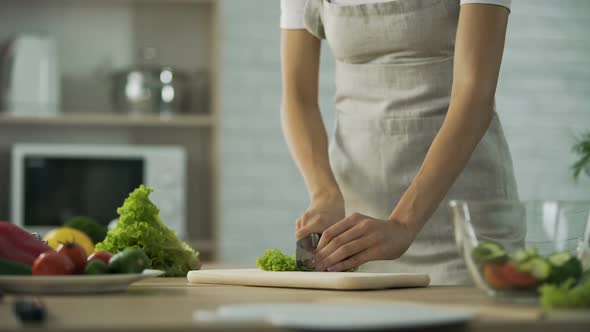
xmin=43 ymin=227 xmax=95 ymax=255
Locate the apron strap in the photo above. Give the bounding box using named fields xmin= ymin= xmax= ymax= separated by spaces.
xmin=304 ymin=0 xmax=326 ymax=39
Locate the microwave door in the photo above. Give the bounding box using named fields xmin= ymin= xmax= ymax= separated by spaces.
xmin=23 ymin=157 xmax=143 ymax=229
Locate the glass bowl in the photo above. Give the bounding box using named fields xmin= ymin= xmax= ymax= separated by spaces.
xmin=449 ymin=200 xmax=590 ymax=301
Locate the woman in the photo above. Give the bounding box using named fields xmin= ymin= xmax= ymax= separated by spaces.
xmin=281 ymin=0 xmax=518 ymax=285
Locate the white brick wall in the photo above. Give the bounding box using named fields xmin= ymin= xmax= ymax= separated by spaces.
xmin=497 ymin=0 xmax=590 ymax=200
xmin=219 ymin=0 xmax=336 ymax=262
xmin=219 ymin=0 xmax=590 ymax=264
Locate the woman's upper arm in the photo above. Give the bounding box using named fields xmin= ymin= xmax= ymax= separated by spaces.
xmin=453 ymin=4 xmax=510 ymax=102
xmin=281 ymin=29 xmax=321 ymax=108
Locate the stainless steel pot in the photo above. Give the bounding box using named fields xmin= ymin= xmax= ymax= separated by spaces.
xmin=111 ymin=66 xmax=191 ymax=115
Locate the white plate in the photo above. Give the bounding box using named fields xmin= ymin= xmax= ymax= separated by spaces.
xmin=194 ymin=303 xmax=474 ymax=330
xmin=0 ymin=269 xmax=164 ymax=294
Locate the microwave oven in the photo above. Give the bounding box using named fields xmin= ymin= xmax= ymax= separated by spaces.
xmin=10 ymin=143 xmax=186 ymax=238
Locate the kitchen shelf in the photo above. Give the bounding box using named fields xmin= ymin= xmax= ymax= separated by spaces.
xmin=0 ymin=113 xmax=215 ymax=128
xmin=0 ymin=0 xmax=222 ymax=260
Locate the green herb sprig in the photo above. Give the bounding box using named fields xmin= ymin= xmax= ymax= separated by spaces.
xmin=572 ymin=131 xmax=590 ymax=180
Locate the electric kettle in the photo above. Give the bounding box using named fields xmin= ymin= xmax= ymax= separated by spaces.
xmin=0 ymin=34 xmax=61 ymax=115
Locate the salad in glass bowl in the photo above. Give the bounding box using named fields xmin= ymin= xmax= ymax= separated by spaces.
xmin=449 ymin=200 xmax=590 ymax=304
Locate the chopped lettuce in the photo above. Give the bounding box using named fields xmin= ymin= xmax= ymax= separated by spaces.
xmin=540 ymin=274 xmax=590 ymax=309
xmin=256 ymin=249 xmax=298 ymax=271
xmin=256 ymin=248 xmax=359 ymax=272
xmin=95 ymin=185 xmax=200 ymax=276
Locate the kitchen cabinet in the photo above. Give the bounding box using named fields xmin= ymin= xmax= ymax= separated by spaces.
xmin=0 ymin=0 xmax=221 ymax=260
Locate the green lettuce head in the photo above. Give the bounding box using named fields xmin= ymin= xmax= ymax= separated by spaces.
xmin=95 ymin=185 xmax=200 ymax=276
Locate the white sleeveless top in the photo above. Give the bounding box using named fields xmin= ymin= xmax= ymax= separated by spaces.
xmin=281 ymin=0 xmax=511 ymax=29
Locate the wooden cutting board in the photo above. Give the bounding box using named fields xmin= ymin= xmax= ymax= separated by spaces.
xmin=187 ymin=269 xmax=430 ymax=290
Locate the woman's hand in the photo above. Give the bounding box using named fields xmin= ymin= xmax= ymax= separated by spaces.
xmin=311 ymin=213 xmax=418 ymax=272
xmin=295 ymin=196 xmax=345 ymax=240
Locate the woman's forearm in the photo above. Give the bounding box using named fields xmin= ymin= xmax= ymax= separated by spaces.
xmin=389 ymin=4 xmax=510 ymax=233
xmin=390 ymin=90 xmax=494 ymax=232
xmin=281 ymin=102 xmax=342 ymax=203
xmin=281 ymin=30 xmax=342 ymax=204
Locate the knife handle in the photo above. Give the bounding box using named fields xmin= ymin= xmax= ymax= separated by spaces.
xmin=14 ymin=297 xmax=47 ymax=323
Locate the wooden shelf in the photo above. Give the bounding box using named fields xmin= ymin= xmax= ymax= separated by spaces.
xmin=0 ymin=113 xmax=215 ymax=128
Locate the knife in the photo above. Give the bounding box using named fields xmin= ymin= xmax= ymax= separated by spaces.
xmin=296 ymin=233 xmax=321 ymax=271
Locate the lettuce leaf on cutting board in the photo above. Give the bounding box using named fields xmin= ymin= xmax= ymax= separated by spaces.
xmin=256 ymin=249 xmax=298 ymax=271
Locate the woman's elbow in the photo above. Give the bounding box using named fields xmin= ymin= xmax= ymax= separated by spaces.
xmin=281 ymin=91 xmax=319 ymax=115
xmin=452 ymin=78 xmax=498 ymax=109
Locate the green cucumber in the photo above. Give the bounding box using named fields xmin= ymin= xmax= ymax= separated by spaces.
xmin=546 ymin=252 xmax=583 ymax=284
xmin=472 ymin=241 xmax=508 ymax=265
xmin=518 ymin=257 xmax=551 ymax=280
xmin=513 ymin=247 xmax=539 ymax=263
xmin=0 ymin=259 xmax=32 ymax=275
xmin=548 ymin=252 xmax=573 ymax=266
xmin=84 ymin=260 xmax=109 ymax=275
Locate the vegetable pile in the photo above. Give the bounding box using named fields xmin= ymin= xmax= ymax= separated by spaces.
xmin=95 ymin=185 xmax=201 ymax=277
xmin=0 ymin=219 xmax=149 ymax=276
xmin=472 ymin=241 xmax=590 ymax=309
xmin=1 ymin=184 xmax=198 ymax=278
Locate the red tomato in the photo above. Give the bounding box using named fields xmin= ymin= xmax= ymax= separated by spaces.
xmin=57 ymin=242 xmax=88 ymax=274
xmin=87 ymin=251 xmax=113 ymax=265
xmin=499 ymin=262 xmax=538 ymax=288
xmin=32 ymin=251 xmax=75 ymax=275
xmin=483 ymin=264 xmax=512 ymax=289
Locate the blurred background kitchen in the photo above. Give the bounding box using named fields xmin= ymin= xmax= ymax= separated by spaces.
xmin=0 ymin=0 xmax=588 ymax=265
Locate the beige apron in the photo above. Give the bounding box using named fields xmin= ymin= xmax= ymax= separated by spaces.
xmin=304 ymin=0 xmax=519 ymax=285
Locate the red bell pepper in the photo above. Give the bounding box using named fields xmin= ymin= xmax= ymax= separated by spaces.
xmin=484 ymin=263 xmax=512 ymax=289
xmin=499 ymin=262 xmax=538 ymax=288
xmin=484 ymin=262 xmax=538 ymax=290
xmin=0 ymin=222 xmax=52 ymax=266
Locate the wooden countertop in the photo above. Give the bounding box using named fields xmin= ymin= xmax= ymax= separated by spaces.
xmin=1 ymin=273 xmax=589 ymax=332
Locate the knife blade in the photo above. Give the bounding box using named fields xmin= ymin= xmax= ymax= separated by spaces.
xmin=296 ymin=233 xmax=321 ymax=271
